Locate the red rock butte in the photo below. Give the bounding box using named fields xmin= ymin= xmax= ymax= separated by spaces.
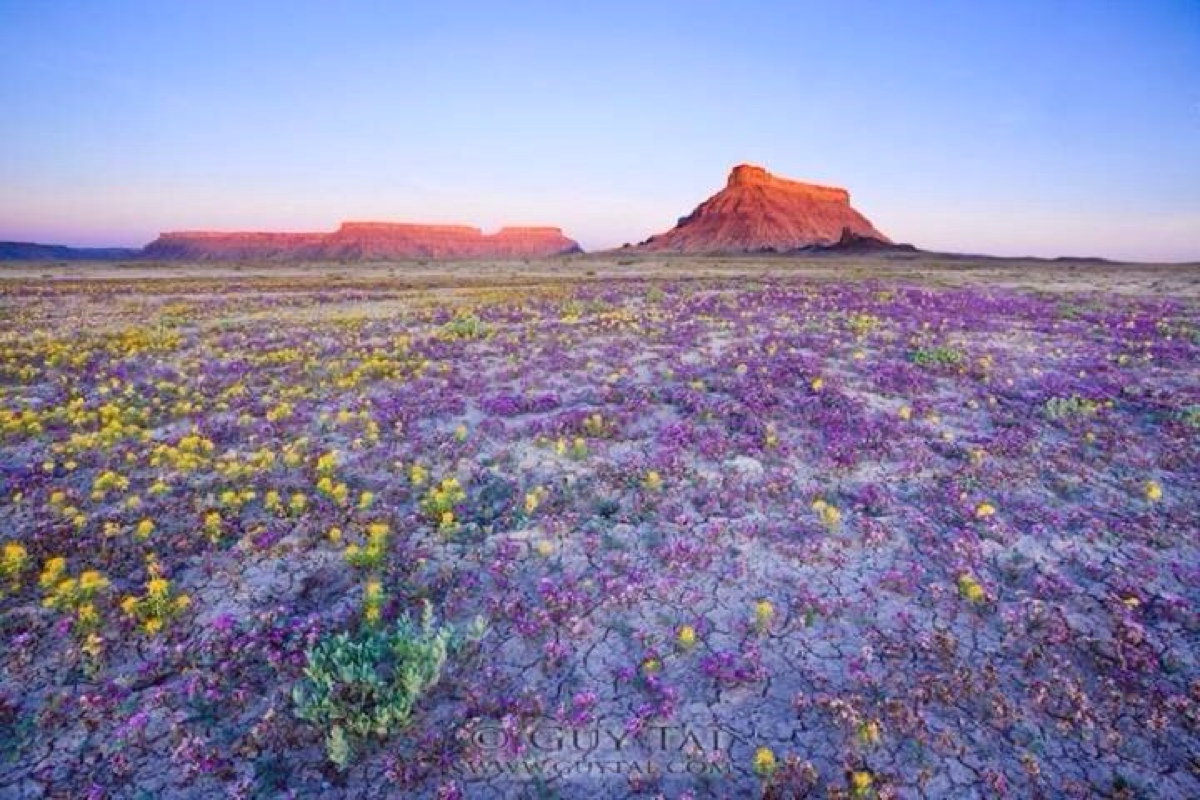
xmin=636 ymin=163 xmax=891 ymax=253
xmin=143 ymin=222 xmax=581 ymax=260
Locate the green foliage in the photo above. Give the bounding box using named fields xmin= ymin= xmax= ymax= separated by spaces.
xmin=292 ymin=602 xmax=486 ymax=769
xmin=1056 ymin=302 xmax=1084 ymax=320
xmin=439 ymin=313 xmax=487 ymax=340
xmin=325 ymin=725 xmax=351 ymax=770
xmin=1043 ymin=395 xmax=1102 ymax=421
xmin=908 ymin=346 xmax=963 ymax=368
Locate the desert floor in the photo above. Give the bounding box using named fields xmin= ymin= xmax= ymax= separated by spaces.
xmin=1 ymin=255 xmax=1197 ymax=798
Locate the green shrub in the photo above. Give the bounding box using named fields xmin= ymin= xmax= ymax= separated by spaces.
xmin=292 ymin=602 xmax=485 ymax=769
xmin=1043 ymin=395 xmax=1102 ymax=420
xmin=439 ymin=314 xmax=487 ymax=340
xmin=908 ymin=346 xmax=962 ymax=368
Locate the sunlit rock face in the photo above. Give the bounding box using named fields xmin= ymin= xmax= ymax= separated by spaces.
xmin=143 ymin=223 xmax=582 ymax=260
xmin=320 ymin=223 xmax=581 ymax=259
xmin=636 ymin=163 xmax=890 ymax=253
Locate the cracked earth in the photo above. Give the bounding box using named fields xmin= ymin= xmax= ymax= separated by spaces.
xmin=1 ymin=260 xmax=1198 ymax=798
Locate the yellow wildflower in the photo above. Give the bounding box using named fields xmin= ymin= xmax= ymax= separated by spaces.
xmin=39 ymin=556 xmax=66 ymax=590
xmin=1 ymin=541 xmax=28 ymax=589
xmin=82 ymin=632 xmax=104 ymax=660
xmin=957 ymin=573 xmax=986 ymax=604
xmin=676 ymin=624 xmax=696 ymax=650
xmin=316 ymin=450 xmax=338 ymax=475
xmin=409 ymin=463 xmax=427 ymax=486
xmin=851 ymin=770 xmax=873 ymax=796
xmin=1143 ymin=480 xmax=1162 ymax=502
xmin=754 ymin=599 xmax=775 ymax=632
xmin=571 ymin=437 xmax=587 ymax=458
xmin=857 ymin=720 xmax=881 ymax=746
xmin=76 ymin=602 xmax=99 ymax=627
xmin=974 ymin=502 xmax=996 ymax=519
xmin=812 ymin=498 xmax=841 ymax=528
xmin=78 ymin=570 xmax=108 ymax=594
xmin=203 ymin=511 xmax=222 ymax=540
xmin=752 ymin=746 xmax=777 ymax=776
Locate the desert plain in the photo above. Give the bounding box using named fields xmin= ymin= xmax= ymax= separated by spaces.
xmin=1 ymin=254 xmax=1198 ymax=798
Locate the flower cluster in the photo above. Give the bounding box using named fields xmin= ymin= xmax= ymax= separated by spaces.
xmin=419 ymin=477 xmax=466 ymax=533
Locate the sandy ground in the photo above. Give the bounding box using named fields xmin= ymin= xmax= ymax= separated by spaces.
xmin=2 ymin=253 xmax=1199 ymax=298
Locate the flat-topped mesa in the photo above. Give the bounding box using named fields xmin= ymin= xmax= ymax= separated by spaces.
xmin=726 ymin=164 xmax=851 ymax=205
xmin=143 ymin=222 xmax=581 ymax=261
xmin=322 ymin=222 xmax=579 ymax=258
xmin=334 ymin=222 xmax=482 ymax=235
xmin=637 ymin=163 xmax=889 ymax=253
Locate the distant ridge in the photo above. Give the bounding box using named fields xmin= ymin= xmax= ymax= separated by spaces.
xmin=0 ymin=223 xmax=583 ymax=262
xmin=144 ymin=222 xmax=582 ymax=260
xmin=0 ymin=241 xmax=141 ymax=261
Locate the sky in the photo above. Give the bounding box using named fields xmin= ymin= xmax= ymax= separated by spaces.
xmin=1 ymin=0 xmax=1198 ymax=260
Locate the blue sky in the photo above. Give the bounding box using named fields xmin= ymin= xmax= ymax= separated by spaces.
xmin=1 ymin=0 xmax=1197 ymax=259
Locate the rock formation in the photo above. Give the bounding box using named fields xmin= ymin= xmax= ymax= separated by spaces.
xmin=143 ymin=223 xmax=581 ymax=261
xmin=636 ymin=164 xmax=890 ymax=253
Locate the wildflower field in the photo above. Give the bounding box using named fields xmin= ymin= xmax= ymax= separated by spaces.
xmin=1 ymin=261 xmax=1198 ymax=798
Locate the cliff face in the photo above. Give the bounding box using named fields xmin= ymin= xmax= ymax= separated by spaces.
xmin=636 ymin=164 xmax=890 ymax=253
xmin=143 ymin=223 xmax=581 ymax=261
xmin=319 ymin=223 xmax=581 ymax=259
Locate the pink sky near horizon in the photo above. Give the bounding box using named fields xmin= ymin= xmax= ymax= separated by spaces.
xmin=2 ymin=1 xmax=1198 ymax=262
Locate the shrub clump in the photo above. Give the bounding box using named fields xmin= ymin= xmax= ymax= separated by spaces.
xmin=907 ymin=346 xmax=963 ymax=368
xmin=1043 ymin=395 xmax=1104 ymax=421
xmin=292 ymin=602 xmax=485 ymax=769
xmin=438 ymin=313 xmax=487 ymax=341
